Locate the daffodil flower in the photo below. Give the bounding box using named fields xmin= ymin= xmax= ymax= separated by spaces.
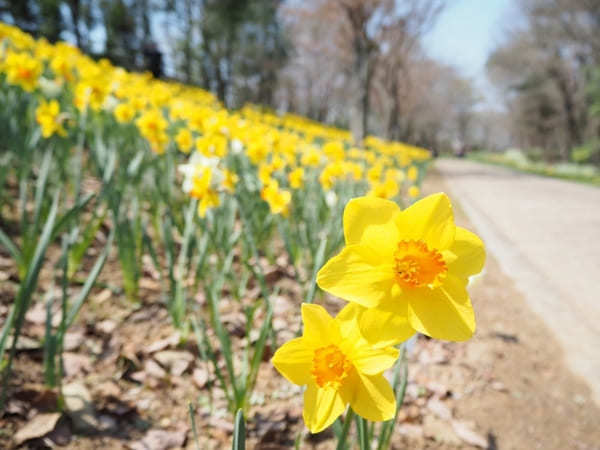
xmin=35 ymin=99 xmax=67 ymax=138
xmin=261 ymin=179 xmax=291 ymax=216
xmin=272 ymin=304 xmax=397 ymax=433
xmin=316 ymin=193 xmax=485 ymax=342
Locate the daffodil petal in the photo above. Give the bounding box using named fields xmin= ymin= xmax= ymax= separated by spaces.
xmin=271 ymin=337 xmax=313 ymax=386
xmin=317 ymin=245 xmax=395 ymax=308
xmin=352 ymin=346 xmax=399 ymax=375
xmin=335 ymin=303 xmax=364 ymax=345
xmin=448 ymin=226 xmax=485 ymax=278
xmin=407 ymin=276 xmax=475 ymax=341
xmin=303 ymin=384 xmax=346 ymax=433
xmin=349 ymin=372 xmax=395 ymax=422
xmin=339 ymin=302 xmax=414 ymax=347
xmin=396 ymin=192 xmax=455 ymax=250
xmin=357 ymin=303 xmax=415 ymax=347
xmin=301 ymin=303 xmax=340 ymax=348
xmin=343 ymin=196 xmax=400 ymax=259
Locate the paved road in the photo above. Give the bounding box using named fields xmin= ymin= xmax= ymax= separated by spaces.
xmin=433 ymin=158 xmax=600 ymax=404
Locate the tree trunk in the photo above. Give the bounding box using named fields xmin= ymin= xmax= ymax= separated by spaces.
xmin=386 ymin=76 xmax=399 ymax=140
xmin=343 ymin=4 xmax=374 ymax=143
xmin=549 ymin=64 xmax=582 ymax=159
xmin=69 ymin=0 xmax=82 ymax=49
xmin=215 ymin=62 xmax=226 ymax=103
xmin=138 ymin=0 xmax=151 ymax=42
xmin=183 ymin=0 xmax=193 ymax=83
xmin=354 ymin=45 xmax=372 ymax=142
xmin=221 ymin=25 xmax=235 ymax=107
xmin=360 ymin=58 xmax=371 ymax=141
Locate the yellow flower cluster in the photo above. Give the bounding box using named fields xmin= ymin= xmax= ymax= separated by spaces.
xmin=273 ymin=193 xmax=486 ymax=432
xmin=0 ymin=21 xmax=430 ymax=218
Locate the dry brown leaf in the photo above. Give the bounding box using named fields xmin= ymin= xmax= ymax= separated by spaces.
xmin=153 ymin=350 xmax=194 ymax=376
xmin=129 ymin=428 xmax=187 ymax=450
xmin=63 ymin=330 xmax=85 ymax=351
xmin=63 ymin=381 xmax=99 ymax=432
xmin=14 ymin=412 xmax=61 ymax=446
xmin=94 ymin=288 xmax=112 ymax=303
xmin=423 ymin=415 xmax=461 ymax=445
xmin=451 ymin=420 xmax=488 ymax=448
xmin=139 ymin=278 xmax=161 ymax=290
xmin=397 ymin=423 xmax=424 ymax=439
xmin=5 ymin=334 xmax=40 ymax=350
xmin=97 ymin=319 xmax=118 ymax=334
xmin=192 ymin=368 xmax=208 ymax=388
xmin=25 ymin=301 xmax=48 ymax=325
xmin=63 ymin=352 xmax=92 ymax=378
xmin=427 ymin=398 xmax=452 ymax=421
xmin=94 ymin=380 xmax=122 ymax=398
xmin=145 ymin=359 xmax=168 ymax=378
xmin=147 ymin=332 xmax=180 ymax=353
xmin=208 ymin=416 xmax=234 ymax=433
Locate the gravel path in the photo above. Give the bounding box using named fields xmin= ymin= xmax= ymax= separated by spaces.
xmin=434 ymin=158 xmax=600 ymax=405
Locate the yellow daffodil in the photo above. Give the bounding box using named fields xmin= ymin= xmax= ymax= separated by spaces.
xmin=74 ymin=80 xmax=109 ymax=111
xmin=198 ymin=189 xmax=220 ymax=217
xmin=247 ymin=141 xmax=269 ymax=164
xmin=261 ymin=179 xmax=291 ymax=216
xmin=345 ymin=162 xmax=363 ymax=181
xmin=222 ymin=169 xmax=238 ymax=193
xmin=189 ymin=169 xmax=212 ymax=200
xmin=301 ymin=147 xmax=321 ymax=167
xmin=136 ymin=109 xmax=169 ymax=154
xmin=114 ymin=102 xmax=135 ymax=124
xmin=175 ymin=128 xmax=193 ymax=153
xmin=50 ymin=50 xmax=76 ymax=83
xmin=319 ymin=162 xmax=344 ymax=191
xmin=196 ymin=133 xmax=227 ymax=157
xmin=288 ymin=167 xmax=304 ymax=189
xmin=368 ymin=178 xmax=399 ymax=199
xmin=272 ymin=304 xmax=397 ymax=433
xmin=322 ymin=141 xmax=345 ymax=161
xmin=150 ymin=83 xmax=170 ymax=107
xmin=386 ymin=168 xmax=404 ymax=183
xmin=316 ymin=193 xmax=485 ymax=342
xmin=185 ymin=166 xmax=221 ymax=217
xmin=35 ymin=99 xmax=67 ymax=138
xmin=258 ymin=164 xmax=274 ymax=185
xmin=408 ymin=185 xmax=420 ymax=199
xmin=407 ymin=166 xmax=418 ymax=182
xmin=178 ymin=152 xmax=226 ymax=217
xmin=367 ymin=164 xmax=383 ymax=184
xmin=4 ymin=51 xmax=42 ymax=92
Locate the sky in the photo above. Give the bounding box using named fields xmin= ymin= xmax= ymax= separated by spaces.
xmin=422 ymin=0 xmax=518 ymax=106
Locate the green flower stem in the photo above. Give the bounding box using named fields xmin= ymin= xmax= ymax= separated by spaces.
xmin=335 ymin=407 xmax=355 ymax=450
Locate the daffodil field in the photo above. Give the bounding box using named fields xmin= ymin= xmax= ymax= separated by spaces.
xmin=0 ymin=22 xmax=485 ymax=449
